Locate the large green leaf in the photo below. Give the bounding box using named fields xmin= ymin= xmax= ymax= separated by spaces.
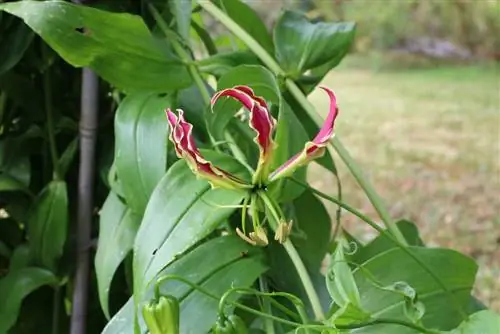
xmin=0 ymin=1 xmax=192 ymax=92
xmin=267 ymin=189 xmax=332 ymax=314
xmin=133 ymin=152 xmax=248 ymax=302
xmin=95 ymin=192 xmax=141 ymax=319
xmin=350 ymin=220 xmax=424 ymax=264
xmin=103 ymin=236 xmax=266 ymax=334
xmin=210 ymin=65 xmax=280 ymax=141
xmin=27 ymin=180 xmax=68 ymax=270
xmin=268 ymin=100 xmax=308 ymax=202
xmin=0 ymin=267 xmax=57 ymax=333
xmin=447 ymin=310 xmax=500 ymax=334
xmin=114 ymin=93 xmax=170 ymax=214
xmin=273 ymin=10 xmax=355 ymax=77
xmin=351 ymin=247 xmax=478 ymax=333
xmin=214 ymin=0 xmax=274 ymax=54
xmin=0 ymin=19 xmax=34 ymax=75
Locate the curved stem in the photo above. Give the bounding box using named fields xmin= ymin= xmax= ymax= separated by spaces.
xmin=218 ymin=286 xmax=310 ymax=329
xmin=198 ymin=0 xmax=407 ymax=245
xmin=154 ymin=275 xmax=300 ymax=328
xmin=258 ymin=191 xmax=325 ymax=320
xmin=289 ymin=178 xmax=468 ymax=320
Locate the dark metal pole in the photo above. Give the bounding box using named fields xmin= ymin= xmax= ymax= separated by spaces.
xmin=70 ymin=68 xmax=99 ymax=334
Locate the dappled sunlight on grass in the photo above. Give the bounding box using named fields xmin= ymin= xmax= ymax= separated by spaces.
xmin=308 ymin=62 xmax=500 ymax=310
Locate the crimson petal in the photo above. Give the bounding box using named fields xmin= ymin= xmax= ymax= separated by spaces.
xmin=269 ymin=86 xmax=339 ymax=181
xmin=166 ymin=109 xmax=251 ymax=190
xmin=211 ymin=86 xmax=276 ymax=184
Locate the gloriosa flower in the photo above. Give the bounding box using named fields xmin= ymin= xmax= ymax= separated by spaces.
xmin=166 ymin=85 xmax=339 ymax=246
xmin=166 ymin=85 xmax=338 ymax=190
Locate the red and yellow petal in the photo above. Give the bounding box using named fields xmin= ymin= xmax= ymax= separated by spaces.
xmin=166 ymin=108 xmax=251 ymax=190
xmin=269 ymin=86 xmax=338 ymax=181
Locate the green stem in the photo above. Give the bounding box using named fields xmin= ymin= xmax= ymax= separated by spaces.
xmin=258 ymin=191 xmax=325 ymax=320
xmin=156 ymin=275 xmax=438 ymax=333
xmin=258 ymin=278 xmax=276 ymax=334
xmin=289 ymin=178 xmax=468 ymax=320
xmin=42 ymin=45 xmax=60 ymax=180
xmin=218 ymin=287 xmax=306 ymax=324
xmin=155 ymin=275 xmax=301 ymax=328
xmin=285 ymin=80 xmax=407 ymax=245
xmin=199 ymin=0 xmax=407 ymax=245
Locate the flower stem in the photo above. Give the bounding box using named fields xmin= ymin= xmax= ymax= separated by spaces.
xmin=258 ymin=191 xmax=325 ymax=320
xmin=199 ymin=0 xmax=407 ymax=245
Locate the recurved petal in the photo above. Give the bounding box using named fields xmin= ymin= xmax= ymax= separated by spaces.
xmin=166 ymin=109 xmax=250 ymax=190
xmin=211 ymin=86 xmax=276 ymax=183
xmin=269 ymin=86 xmax=338 ymax=182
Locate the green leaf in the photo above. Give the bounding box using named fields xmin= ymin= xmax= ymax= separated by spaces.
xmin=0 ymin=19 xmax=34 ymax=75
xmin=57 ymin=137 xmax=78 ymax=178
xmin=0 ymin=138 xmax=30 ymax=192
xmin=196 ymin=51 xmax=260 ymax=77
xmin=326 ymin=238 xmax=361 ymax=308
xmin=9 ymin=244 xmax=31 ymax=271
xmin=114 ymin=93 xmax=170 ymax=214
xmin=380 ymin=281 xmax=425 ymax=323
xmin=103 ymin=236 xmax=266 ymax=334
xmin=0 ymin=1 xmax=192 ymax=92
xmin=350 ymin=220 xmax=424 ymax=264
xmin=214 ymin=0 xmax=274 ymax=55
xmin=351 ymin=247 xmax=478 ymax=333
xmin=447 ymin=310 xmax=500 ymax=334
xmin=268 ymin=100 xmax=309 ymax=202
xmin=210 ymin=65 xmax=280 ymax=141
xmin=132 ymin=153 xmax=248 ymax=303
xmin=273 ymin=10 xmax=355 ymax=76
xmin=0 ymin=267 xmax=57 ymax=333
xmin=169 ymin=0 xmax=192 ymax=41
xmin=27 ymin=180 xmax=68 ymax=270
xmin=95 ymin=192 xmax=141 ymax=319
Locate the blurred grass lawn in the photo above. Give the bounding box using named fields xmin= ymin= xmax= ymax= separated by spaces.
xmin=308 ymin=58 xmax=500 ymax=310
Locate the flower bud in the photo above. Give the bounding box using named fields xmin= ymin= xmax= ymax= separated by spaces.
xmin=142 ymin=295 xmax=180 ymax=334
xmin=212 ymin=315 xmax=248 ymax=334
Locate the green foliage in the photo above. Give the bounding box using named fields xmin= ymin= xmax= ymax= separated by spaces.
xmin=0 ymin=0 xmax=496 ymax=333
xmin=0 ymin=0 xmax=192 ymax=92
xmin=114 ymin=93 xmax=170 ymax=214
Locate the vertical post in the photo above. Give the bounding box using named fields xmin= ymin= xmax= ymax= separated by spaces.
xmin=70 ymin=68 xmax=99 ymax=334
